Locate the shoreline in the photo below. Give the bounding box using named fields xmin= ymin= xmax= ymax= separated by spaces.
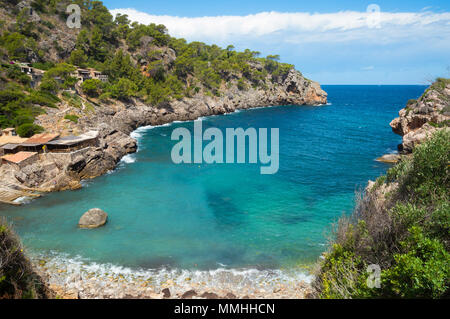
xmin=32 ymin=252 xmax=314 ymax=299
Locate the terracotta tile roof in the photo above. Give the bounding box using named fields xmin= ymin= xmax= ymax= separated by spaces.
xmin=24 ymin=133 xmax=59 ymax=145
xmin=0 ymin=135 xmax=27 ymax=146
xmin=1 ymin=151 xmax=37 ymax=164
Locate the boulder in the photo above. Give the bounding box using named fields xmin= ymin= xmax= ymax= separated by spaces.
xmin=161 ymin=288 xmax=171 ymax=298
xmin=78 ymin=208 xmax=108 ymax=228
xmin=224 ymin=292 xmax=237 ymax=299
xmin=201 ymin=292 xmax=220 ymax=299
xmin=181 ymin=290 xmax=197 ymax=299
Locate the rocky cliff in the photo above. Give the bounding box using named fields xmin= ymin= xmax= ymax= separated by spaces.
xmin=390 ymin=78 xmax=450 ymax=153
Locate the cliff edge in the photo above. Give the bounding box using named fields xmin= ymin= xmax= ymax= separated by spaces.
xmin=390 ymin=78 xmax=450 ymax=153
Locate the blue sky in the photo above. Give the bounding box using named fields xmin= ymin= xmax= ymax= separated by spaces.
xmin=104 ymin=1 xmax=450 ymax=84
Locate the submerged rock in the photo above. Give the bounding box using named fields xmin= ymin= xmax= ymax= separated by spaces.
xmin=78 ymin=208 xmax=108 ymax=228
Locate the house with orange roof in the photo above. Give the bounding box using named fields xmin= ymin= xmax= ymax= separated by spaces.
xmin=17 ymin=133 xmax=60 ymax=153
xmin=1 ymin=151 xmax=39 ymax=169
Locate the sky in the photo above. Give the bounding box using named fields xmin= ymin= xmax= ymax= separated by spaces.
xmin=103 ymin=0 xmax=450 ymax=84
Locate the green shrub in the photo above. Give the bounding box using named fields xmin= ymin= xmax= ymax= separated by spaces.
xmin=373 ymin=175 xmax=386 ymax=190
xmin=64 ymin=114 xmax=79 ymax=123
xmin=16 ymin=123 xmax=44 ymax=137
xmin=31 ymin=61 xmax=55 ymax=71
xmin=404 ymin=130 xmax=449 ymax=203
xmin=81 ymin=79 xmax=103 ymax=97
xmin=109 ymin=78 xmax=138 ymax=100
xmin=237 ymin=78 xmax=248 ymax=91
xmin=39 ymin=78 xmax=59 ymax=94
xmin=99 ymin=92 xmax=111 ymax=102
xmin=314 ymin=130 xmax=450 ymax=299
xmin=28 ymin=90 xmax=58 ymax=108
xmin=433 ymin=77 xmax=450 ymax=91
xmin=380 ymin=227 xmax=449 ymax=298
xmin=316 ymin=244 xmax=370 ymax=299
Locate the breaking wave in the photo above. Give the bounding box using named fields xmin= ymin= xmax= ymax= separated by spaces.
xmin=32 ymin=251 xmax=313 ymax=296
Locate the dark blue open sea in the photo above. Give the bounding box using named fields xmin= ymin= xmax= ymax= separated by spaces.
xmin=0 ymin=85 xmax=427 ymax=283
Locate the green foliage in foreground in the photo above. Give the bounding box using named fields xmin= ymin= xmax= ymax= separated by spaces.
xmin=0 ymin=218 xmax=49 ymax=299
xmin=314 ymin=130 xmax=450 ymax=299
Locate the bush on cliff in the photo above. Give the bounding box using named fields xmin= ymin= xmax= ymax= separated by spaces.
xmin=81 ymin=79 xmax=103 ymax=97
xmin=313 ymin=130 xmax=450 ymax=299
xmin=0 ymin=218 xmax=49 ymax=299
xmin=16 ymin=122 xmax=44 ymax=137
xmin=0 ymin=81 xmax=47 ymax=131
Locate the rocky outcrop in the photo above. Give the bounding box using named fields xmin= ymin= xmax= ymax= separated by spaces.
xmin=78 ymin=208 xmax=108 ymax=228
xmin=390 ymin=79 xmax=449 ymax=153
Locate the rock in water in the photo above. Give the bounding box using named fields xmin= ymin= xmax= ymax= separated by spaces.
xmin=375 ymin=154 xmax=401 ymax=164
xmin=78 ymin=208 xmax=108 ymax=228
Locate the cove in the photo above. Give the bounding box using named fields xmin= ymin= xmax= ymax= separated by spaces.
xmin=0 ymin=85 xmax=427 ymax=274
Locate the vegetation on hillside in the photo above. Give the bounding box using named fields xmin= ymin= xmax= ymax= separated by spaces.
xmin=0 ymin=218 xmax=49 ymax=299
xmin=313 ymin=130 xmax=450 ymax=298
xmin=0 ymin=0 xmax=297 ymax=135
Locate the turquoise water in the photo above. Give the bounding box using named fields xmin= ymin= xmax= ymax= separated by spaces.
xmin=0 ymin=85 xmax=427 ymax=272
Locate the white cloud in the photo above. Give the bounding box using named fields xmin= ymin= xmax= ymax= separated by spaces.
xmin=109 ymin=8 xmax=450 ymax=45
xmin=362 ymin=66 xmax=375 ymax=70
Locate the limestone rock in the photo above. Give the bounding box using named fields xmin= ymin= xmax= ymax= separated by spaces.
xmin=162 ymin=288 xmax=171 ymax=298
xmin=224 ymin=292 xmax=237 ymax=299
xmin=78 ymin=208 xmax=108 ymax=228
xmin=181 ymin=290 xmax=197 ymax=299
xmin=201 ymin=292 xmax=220 ymax=299
xmin=390 ymin=80 xmax=450 ymax=153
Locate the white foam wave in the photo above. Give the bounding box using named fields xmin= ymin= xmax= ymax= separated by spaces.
xmin=12 ymin=196 xmax=33 ymax=204
xmin=80 ymin=180 xmax=92 ymax=187
xmin=120 ymin=154 xmax=136 ymax=164
xmin=32 ymin=252 xmax=313 ymax=296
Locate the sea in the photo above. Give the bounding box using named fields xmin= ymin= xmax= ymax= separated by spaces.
xmin=0 ymin=85 xmax=427 ymax=286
